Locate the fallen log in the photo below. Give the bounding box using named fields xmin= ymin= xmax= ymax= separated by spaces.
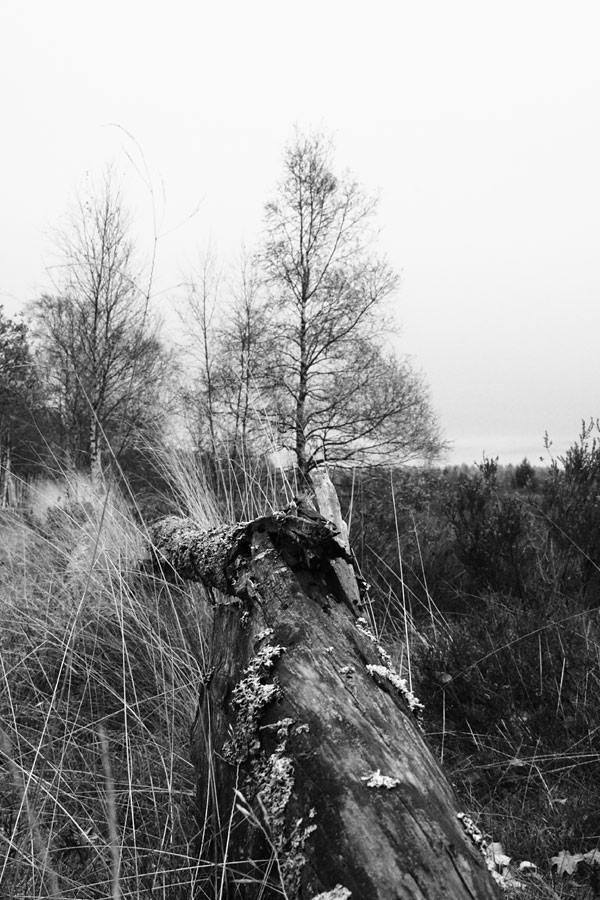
xmin=150 ymin=491 xmax=501 ymax=899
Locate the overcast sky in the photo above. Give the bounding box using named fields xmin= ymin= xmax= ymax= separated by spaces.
xmin=2 ymin=1 xmax=599 ymax=466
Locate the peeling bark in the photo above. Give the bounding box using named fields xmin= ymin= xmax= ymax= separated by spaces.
xmin=149 ymin=493 xmax=500 ymax=900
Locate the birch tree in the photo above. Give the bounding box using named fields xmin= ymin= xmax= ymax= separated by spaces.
xmin=260 ymin=132 xmax=443 ymax=476
xmin=30 ymin=172 xmax=169 ymax=475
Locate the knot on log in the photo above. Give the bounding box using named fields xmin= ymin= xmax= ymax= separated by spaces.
xmin=148 ymin=511 xmax=352 ymax=602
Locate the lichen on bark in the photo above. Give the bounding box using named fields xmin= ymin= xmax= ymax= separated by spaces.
xmin=222 ymin=636 xmax=284 ymax=764
xmin=251 ymin=717 xmax=316 ymax=897
xmin=221 ymin=635 xmax=316 ymax=896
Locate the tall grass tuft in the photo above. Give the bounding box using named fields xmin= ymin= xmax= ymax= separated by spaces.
xmin=0 ymin=472 xmax=214 ymax=899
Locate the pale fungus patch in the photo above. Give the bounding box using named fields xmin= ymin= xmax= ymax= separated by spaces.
xmin=355 ymin=617 xmax=425 ymax=718
xmin=366 ymin=664 xmax=425 ymax=718
xmin=355 ymin=616 xmax=378 ymax=643
xmin=457 ymin=812 xmax=506 ymax=887
xmin=311 ymin=886 xmax=352 ymax=900
xmin=257 ymin=627 xmax=275 ymax=641
xmin=361 ymin=769 xmax=401 ymax=789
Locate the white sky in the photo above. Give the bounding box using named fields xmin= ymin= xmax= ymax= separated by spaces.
xmin=2 ymin=0 xmax=599 ymax=466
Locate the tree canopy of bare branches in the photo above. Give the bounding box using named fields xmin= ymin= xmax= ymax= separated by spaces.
xmin=29 ymin=172 xmax=170 ymax=475
xmin=259 ymin=132 xmax=443 ymax=475
xmin=181 ymin=249 xmax=277 ymax=463
xmin=182 ymin=134 xmax=443 ymax=476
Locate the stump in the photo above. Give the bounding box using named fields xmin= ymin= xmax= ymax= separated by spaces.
xmin=150 ymin=487 xmax=501 ymax=899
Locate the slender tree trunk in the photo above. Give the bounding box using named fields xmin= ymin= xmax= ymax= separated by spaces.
xmin=89 ymin=416 xmax=102 ymax=482
xmin=295 ymin=297 xmax=309 ymax=480
xmin=202 ymin=300 xmax=218 ymax=456
xmin=149 ymin=480 xmax=500 ymax=900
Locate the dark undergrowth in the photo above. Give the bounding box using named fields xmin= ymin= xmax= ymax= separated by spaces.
xmin=335 ymin=421 xmax=600 ymax=898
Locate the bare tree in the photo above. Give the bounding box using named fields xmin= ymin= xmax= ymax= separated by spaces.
xmin=214 ymin=251 xmax=277 ymax=459
xmin=181 ymin=249 xmax=276 ymax=461
xmin=179 ymin=134 xmax=443 ymax=476
xmin=260 ymin=131 xmax=443 ymax=476
xmin=180 ymin=250 xmax=221 ymax=455
xmin=30 ymin=171 xmax=170 ymax=475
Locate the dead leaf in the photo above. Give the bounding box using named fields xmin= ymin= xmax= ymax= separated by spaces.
xmin=551 ymin=850 xmax=584 ymax=877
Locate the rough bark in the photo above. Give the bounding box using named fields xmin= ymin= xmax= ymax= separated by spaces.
xmin=149 ymin=496 xmax=501 ymax=900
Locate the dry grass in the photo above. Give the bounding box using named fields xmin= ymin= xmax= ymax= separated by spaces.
xmin=0 ymin=475 xmax=215 ymax=899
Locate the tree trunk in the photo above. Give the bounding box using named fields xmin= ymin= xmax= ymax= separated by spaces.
xmin=150 ymin=487 xmax=501 ymax=900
